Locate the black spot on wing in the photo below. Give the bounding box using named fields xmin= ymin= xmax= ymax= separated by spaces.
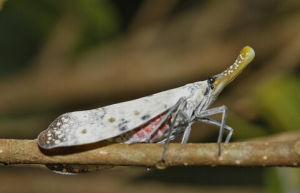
xmin=141 ymin=114 xmax=150 ymax=120
xmin=119 ymin=125 xmax=128 ymax=131
xmin=97 ymin=107 xmax=106 ymax=119
xmin=118 ymin=118 xmax=129 ymax=131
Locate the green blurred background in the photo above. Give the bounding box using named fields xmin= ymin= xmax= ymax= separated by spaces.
xmin=0 ymin=0 xmax=300 ymax=192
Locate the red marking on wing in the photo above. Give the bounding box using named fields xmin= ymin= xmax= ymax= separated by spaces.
xmin=135 ymin=113 xmax=170 ymax=142
xmin=117 ymin=113 xmax=171 ymax=143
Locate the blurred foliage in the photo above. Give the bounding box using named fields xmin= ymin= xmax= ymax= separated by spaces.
xmin=228 ymin=73 xmax=300 ymax=141
xmin=256 ymin=74 xmax=300 ymax=132
xmin=264 ymin=168 xmax=300 ymax=193
xmin=256 ymin=75 xmax=300 ymax=193
xmin=0 ymin=0 xmax=119 ymax=75
xmin=264 ymin=168 xmax=283 ymax=193
xmin=57 ymin=0 xmax=120 ymax=56
xmin=227 ymin=112 xmax=268 ymax=140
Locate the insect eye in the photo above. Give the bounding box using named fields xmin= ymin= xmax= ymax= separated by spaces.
xmin=207 ymin=76 xmax=216 ymax=89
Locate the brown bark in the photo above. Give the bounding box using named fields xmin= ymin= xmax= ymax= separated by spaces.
xmin=1 ymin=132 xmax=300 ymax=168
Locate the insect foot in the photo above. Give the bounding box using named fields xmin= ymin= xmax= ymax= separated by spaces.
xmin=155 ymin=160 xmax=168 ymax=170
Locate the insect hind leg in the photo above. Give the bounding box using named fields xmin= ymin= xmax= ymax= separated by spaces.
xmin=142 ymin=97 xmax=186 ymax=143
xmin=160 ymin=98 xmax=188 ymax=161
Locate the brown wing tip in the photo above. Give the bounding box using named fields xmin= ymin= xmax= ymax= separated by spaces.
xmin=37 ymin=113 xmax=72 ymax=149
xmin=37 ymin=129 xmax=56 ymax=149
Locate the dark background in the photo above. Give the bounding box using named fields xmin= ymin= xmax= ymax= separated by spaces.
xmin=0 ymin=0 xmax=300 ymax=192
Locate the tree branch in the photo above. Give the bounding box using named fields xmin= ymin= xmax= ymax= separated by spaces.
xmin=1 ymin=132 xmax=300 ymax=168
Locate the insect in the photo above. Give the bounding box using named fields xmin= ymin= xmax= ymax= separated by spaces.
xmin=38 ymin=46 xmax=255 ymax=160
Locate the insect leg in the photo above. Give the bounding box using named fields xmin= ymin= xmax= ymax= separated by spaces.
xmin=180 ymin=122 xmax=193 ymax=144
xmin=143 ymin=97 xmax=186 ymax=143
xmin=195 ymin=105 xmax=227 ymax=155
xmin=171 ymin=110 xmax=193 ymax=144
xmin=156 ymin=128 xmax=184 ymax=144
xmin=196 ymin=117 xmax=233 ymax=143
xmin=157 ymin=110 xmax=192 ymax=144
xmin=161 ymin=99 xmax=187 ymax=161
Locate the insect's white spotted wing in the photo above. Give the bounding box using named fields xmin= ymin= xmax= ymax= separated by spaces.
xmin=38 ymin=81 xmax=207 ymax=149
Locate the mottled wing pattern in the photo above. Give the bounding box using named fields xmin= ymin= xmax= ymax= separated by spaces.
xmin=38 ymin=81 xmax=207 ymax=149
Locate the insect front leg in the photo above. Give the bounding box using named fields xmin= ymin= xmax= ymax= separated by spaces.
xmin=196 ymin=117 xmax=233 ymax=143
xmin=194 ymin=105 xmax=227 ymax=155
